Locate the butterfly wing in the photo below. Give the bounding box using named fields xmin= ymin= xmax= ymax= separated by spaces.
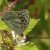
xmin=1 ymin=9 xmax=30 ymax=34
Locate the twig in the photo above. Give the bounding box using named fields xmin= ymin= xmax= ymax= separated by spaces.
xmin=0 ymin=0 xmax=18 ymax=16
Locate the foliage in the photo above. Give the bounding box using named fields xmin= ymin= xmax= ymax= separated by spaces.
xmin=0 ymin=0 xmax=50 ymax=50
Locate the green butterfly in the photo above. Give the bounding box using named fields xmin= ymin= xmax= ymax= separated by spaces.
xmin=1 ymin=9 xmax=30 ymax=34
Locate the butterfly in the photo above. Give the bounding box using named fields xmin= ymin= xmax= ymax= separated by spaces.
xmin=1 ymin=9 xmax=30 ymax=34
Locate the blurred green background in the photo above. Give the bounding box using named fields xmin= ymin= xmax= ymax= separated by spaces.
xmin=0 ymin=0 xmax=50 ymax=50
